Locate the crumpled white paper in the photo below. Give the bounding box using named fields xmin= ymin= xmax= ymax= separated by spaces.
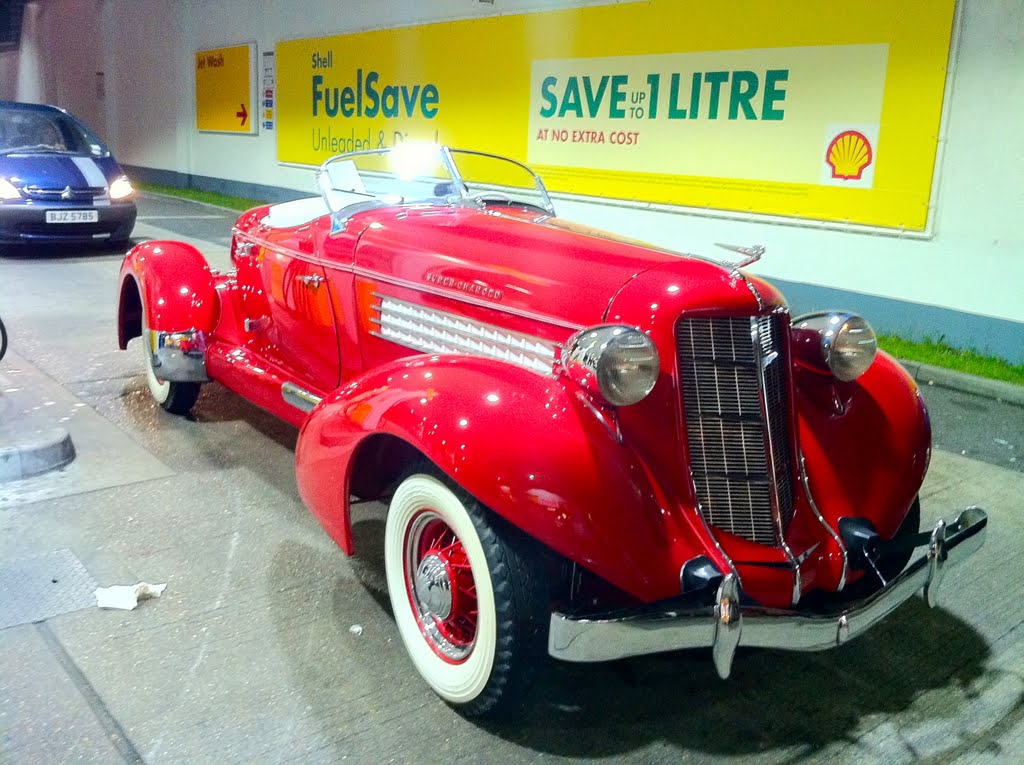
xmin=94 ymin=582 xmax=167 ymax=610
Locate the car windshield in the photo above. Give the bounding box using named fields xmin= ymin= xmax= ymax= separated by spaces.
xmin=0 ymin=107 xmax=110 ymax=157
xmin=317 ymin=144 xmax=554 ymax=218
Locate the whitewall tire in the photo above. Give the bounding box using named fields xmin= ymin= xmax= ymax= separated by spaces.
xmin=140 ymin=319 xmax=201 ymax=416
xmin=384 ymin=472 xmax=547 ymax=717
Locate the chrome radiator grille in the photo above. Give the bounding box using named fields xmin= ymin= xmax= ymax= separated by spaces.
xmin=676 ymin=315 xmax=795 ymax=545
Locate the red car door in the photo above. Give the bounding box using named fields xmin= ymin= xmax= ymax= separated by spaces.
xmin=254 ymin=224 xmax=340 ymax=394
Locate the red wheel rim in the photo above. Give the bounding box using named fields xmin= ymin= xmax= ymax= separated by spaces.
xmin=403 ymin=510 xmax=478 ymax=664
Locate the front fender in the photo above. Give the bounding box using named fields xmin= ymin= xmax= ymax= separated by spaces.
xmin=117 ymin=240 xmax=219 ymax=349
xmin=798 ymin=350 xmax=931 ymax=557
xmin=296 ymin=355 xmax=700 ymax=602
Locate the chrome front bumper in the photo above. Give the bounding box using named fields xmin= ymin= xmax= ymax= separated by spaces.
xmin=548 ymin=506 xmax=987 ymax=678
xmin=146 ymin=329 xmax=209 ymax=383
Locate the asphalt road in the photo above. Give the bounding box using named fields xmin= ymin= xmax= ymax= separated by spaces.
xmin=1 ymin=194 xmax=1023 ymax=765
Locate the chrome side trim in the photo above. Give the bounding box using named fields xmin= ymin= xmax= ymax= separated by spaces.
xmin=549 ymin=507 xmax=987 ymax=674
xmin=230 ymin=242 xmax=585 ymax=335
xmin=799 ymin=453 xmax=849 ymax=590
xmin=360 ymin=269 xmax=586 ymax=332
xmin=146 ymin=329 xmax=209 ymax=383
xmin=282 ymin=382 xmax=323 ymax=413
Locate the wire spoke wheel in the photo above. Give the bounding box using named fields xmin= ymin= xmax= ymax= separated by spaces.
xmin=405 ymin=513 xmax=479 ymax=662
xmin=384 ymin=471 xmax=548 ymax=717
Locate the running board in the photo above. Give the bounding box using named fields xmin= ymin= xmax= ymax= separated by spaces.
xmin=282 ymin=382 xmax=323 ymax=413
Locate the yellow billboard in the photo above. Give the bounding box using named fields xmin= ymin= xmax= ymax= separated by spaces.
xmin=276 ymin=1 xmax=956 ymax=230
xmin=195 ymin=43 xmax=256 ymax=134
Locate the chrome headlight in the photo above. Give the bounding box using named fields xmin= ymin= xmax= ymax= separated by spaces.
xmin=0 ymin=177 xmax=21 ymax=200
xmin=563 ymin=325 xmax=660 ymax=406
xmin=792 ymin=312 xmax=878 ymax=382
xmin=109 ymin=176 xmax=134 ymax=200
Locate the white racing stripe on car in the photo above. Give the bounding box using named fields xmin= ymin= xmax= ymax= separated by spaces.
xmin=71 ymin=157 xmax=109 ymax=189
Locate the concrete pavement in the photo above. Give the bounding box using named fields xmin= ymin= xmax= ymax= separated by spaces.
xmin=1 ymin=195 xmax=1022 ymax=764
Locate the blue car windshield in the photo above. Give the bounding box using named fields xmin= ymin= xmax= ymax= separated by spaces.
xmin=0 ymin=108 xmax=110 ymax=157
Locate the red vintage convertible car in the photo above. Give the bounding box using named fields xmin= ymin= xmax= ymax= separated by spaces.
xmin=117 ymin=144 xmax=986 ymax=716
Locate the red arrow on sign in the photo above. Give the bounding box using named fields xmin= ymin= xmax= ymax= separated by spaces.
xmin=236 ymin=103 xmax=248 ymax=126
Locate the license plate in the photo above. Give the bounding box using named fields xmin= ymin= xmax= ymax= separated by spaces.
xmin=45 ymin=210 xmax=99 ymax=224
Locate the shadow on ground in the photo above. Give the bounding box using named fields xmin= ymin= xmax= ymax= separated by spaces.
xmin=115 ymin=375 xmax=300 ymax=501
xmin=267 ymin=519 xmax=993 ymax=762
xmin=0 ymin=238 xmax=141 ymax=260
xmin=490 ymin=598 xmax=990 ymax=758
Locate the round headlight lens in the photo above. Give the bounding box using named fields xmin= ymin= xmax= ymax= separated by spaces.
xmin=827 ymin=314 xmax=877 ymax=381
xmin=793 ymin=312 xmax=878 ymax=381
xmin=564 ymin=325 xmax=660 ymax=406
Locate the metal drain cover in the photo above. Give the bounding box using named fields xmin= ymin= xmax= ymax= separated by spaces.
xmin=0 ymin=549 xmax=97 ymax=629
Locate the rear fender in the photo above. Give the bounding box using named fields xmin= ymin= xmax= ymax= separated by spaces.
xmin=296 ymin=355 xmax=711 ymax=602
xmin=117 ymin=240 xmax=219 ymax=348
xmin=117 ymin=240 xmax=219 ymax=382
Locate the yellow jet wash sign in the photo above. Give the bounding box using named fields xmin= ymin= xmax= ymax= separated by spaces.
xmin=195 ymin=43 xmax=256 ymax=134
xmin=276 ymin=0 xmax=955 ymax=231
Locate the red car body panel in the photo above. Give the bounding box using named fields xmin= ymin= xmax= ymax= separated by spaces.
xmin=295 ymin=355 xmax=728 ymax=601
xmin=117 ymin=240 xmax=219 ymax=349
xmin=117 ymin=191 xmax=931 ymax=609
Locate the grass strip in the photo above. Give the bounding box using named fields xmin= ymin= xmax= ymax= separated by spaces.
xmin=879 ymin=335 xmax=1024 ymax=387
xmin=137 ymin=182 xmax=267 ymax=212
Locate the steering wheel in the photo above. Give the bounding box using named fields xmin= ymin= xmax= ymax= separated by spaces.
xmin=469 ymin=191 xmax=549 ymax=216
xmin=469 ymin=191 xmax=516 ymax=205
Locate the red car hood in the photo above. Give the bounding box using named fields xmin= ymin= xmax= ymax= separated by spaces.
xmin=350 ymin=205 xmax=717 ymax=329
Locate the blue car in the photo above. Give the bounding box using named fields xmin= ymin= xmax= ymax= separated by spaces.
xmin=0 ymin=101 xmax=137 ymax=245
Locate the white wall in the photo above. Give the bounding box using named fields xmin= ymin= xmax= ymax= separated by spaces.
xmin=99 ymin=0 xmax=187 ymax=170
xmin=4 ymin=0 xmax=1023 ymax=358
xmin=0 ymin=0 xmax=106 ymax=132
xmin=0 ymin=50 xmax=18 ymax=96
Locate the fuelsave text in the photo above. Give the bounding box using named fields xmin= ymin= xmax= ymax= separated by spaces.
xmin=313 ymin=69 xmax=440 ymax=119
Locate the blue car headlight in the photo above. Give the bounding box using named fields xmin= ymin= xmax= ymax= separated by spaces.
xmin=0 ymin=178 xmax=21 ymax=200
xmin=109 ymin=176 xmax=134 ymax=200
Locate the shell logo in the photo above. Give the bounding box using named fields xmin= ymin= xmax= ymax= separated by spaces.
xmin=826 ymin=130 xmax=873 ymax=180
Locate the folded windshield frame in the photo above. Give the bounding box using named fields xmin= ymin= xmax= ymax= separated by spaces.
xmin=316 ymin=144 xmax=556 ymax=227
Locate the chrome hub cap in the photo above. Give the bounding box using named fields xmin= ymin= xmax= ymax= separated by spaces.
xmin=415 ymin=554 xmax=453 ymax=620
xmin=404 ymin=511 xmax=478 ymax=664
